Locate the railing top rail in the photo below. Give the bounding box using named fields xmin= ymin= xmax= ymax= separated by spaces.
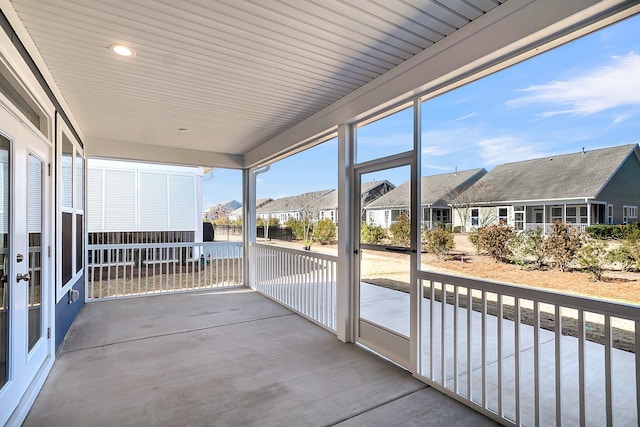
xmin=88 ymin=241 xmax=243 ymax=250
xmin=251 ymin=242 xmax=337 ymax=262
xmin=419 ymin=270 xmax=640 ymax=320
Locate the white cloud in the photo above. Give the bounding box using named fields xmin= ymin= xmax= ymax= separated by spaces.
xmin=450 ymin=112 xmax=476 ymax=122
xmin=476 ymin=136 xmax=550 ymax=166
xmin=612 ymin=112 xmax=632 ymax=125
xmin=508 ymin=52 xmax=640 ymax=116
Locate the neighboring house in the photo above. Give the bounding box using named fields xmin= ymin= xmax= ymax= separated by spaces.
xmin=315 ymin=180 xmax=395 ymax=224
xmin=452 ymin=144 xmax=640 ymax=232
xmin=256 ymin=190 xmax=333 ymax=224
xmin=203 ymin=199 xmax=241 ymax=221
xmin=228 ymin=198 xmax=272 ymax=222
xmin=88 ymin=159 xmax=203 ymax=243
xmin=364 ymin=169 xmax=487 ymax=229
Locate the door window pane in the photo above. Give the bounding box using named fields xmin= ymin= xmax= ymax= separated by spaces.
xmin=0 ymin=136 xmax=9 ymax=388
xmin=27 ymin=154 xmax=42 ymax=351
xmin=61 ymin=135 xmax=73 ymax=209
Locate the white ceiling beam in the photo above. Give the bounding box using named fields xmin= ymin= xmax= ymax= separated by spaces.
xmin=87 ymin=138 xmax=243 ymax=169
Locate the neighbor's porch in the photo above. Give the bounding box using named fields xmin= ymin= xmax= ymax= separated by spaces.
xmin=23 ymin=288 xmax=495 ymax=426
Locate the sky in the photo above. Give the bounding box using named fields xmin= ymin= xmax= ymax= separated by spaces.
xmin=202 ymin=14 xmax=640 ymax=209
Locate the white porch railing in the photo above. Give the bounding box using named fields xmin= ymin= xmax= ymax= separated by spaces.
xmin=87 ymin=242 xmax=243 ymax=300
xmin=524 ymin=223 xmax=588 ymax=233
xmin=249 ymin=243 xmax=337 ymax=332
xmin=418 ymin=270 xmax=640 ymax=426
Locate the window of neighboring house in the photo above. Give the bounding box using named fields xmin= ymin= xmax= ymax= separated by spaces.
xmin=368 ymin=211 xmax=375 ymax=223
xmin=391 ymin=209 xmax=408 ymax=222
xmin=513 ymin=206 xmax=524 ymax=230
xmin=608 ymin=204 xmax=614 ymax=224
xmin=551 ymin=206 xmax=563 ymax=223
xmin=59 ymin=129 xmax=84 ymax=301
xmin=624 ymin=205 xmax=638 ymax=221
xmin=470 ymin=208 xmax=479 ymax=226
xmin=497 ymin=207 xmax=508 ymax=225
xmin=579 ymin=206 xmax=588 ymax=224
xmin=330 ymin=210 xmax=335 ymax=222
xmin=565 ymin=206 xmax=577 ymax=224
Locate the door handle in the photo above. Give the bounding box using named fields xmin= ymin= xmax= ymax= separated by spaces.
xmin=16 ymin=272 xmax=30 ymax=282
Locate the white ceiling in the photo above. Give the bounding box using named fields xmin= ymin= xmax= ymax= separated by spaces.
xmin=5 ymin=0 xmax=637 ymax=168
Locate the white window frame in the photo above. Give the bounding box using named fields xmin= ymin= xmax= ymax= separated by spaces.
xmin=497 ymin=207 xmax=508 ymax=225
xmin=624 ymin=205 xmax=637 ymax=221
xmin=56 ymin=120 xmax=84 ymax=302
xmin=470 ymin=208 xmax=479 ymax=226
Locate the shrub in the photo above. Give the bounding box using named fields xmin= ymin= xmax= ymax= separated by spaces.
xmin=312 ymin=219 xmax=337 ymax=245
xmin=577 ymin=240 xmax=609 ymax=281
xmin=425 ymin=228 xmax=455 ymax=260
xmin=475 ymin=223 xmax=515 ymax=262
xmin=507 ymin=228 xmax=546 ymax=268
xmin=286 ymin=217 xmax=313 ymax=241
xmin=585 ymin=223 xmax=640 ymax=240
xmin=389 ymin=213 xmax=411 ymax=246
xmin=544 ymin=221 xmax=582 ymax=272
xmin=257 ymin=217 xmax=279 ymax=227
xmin=361 ymin=222 xmax=387 ymax=244
xmin=607 ymin=239 xmax=640 ymax=272
xmin=453 ymin=225 xmax=462 ymax=233
xmin=468 ymin=232 xmax=481 ymax=254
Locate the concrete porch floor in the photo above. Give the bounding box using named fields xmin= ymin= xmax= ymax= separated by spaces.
xmin=24 ymin=288 xmax=497 ymax=427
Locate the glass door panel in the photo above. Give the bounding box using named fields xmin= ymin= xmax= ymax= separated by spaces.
xmin=27 ymin=154 xmax=43 ymax=351
xmin=0 ymin=136 xmax=9 ymax=389
xmin=356 ymin=163 xmax=413 ymax=368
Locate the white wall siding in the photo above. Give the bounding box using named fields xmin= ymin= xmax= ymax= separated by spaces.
xmin=104 ymin=169 xmax=136 ymax=231
xmin=87 ymin=168 xmax=103 ymax=231
xmin=139 ymin=172 xmax=169 ymax=231
xmin=88 ymin=161 xmax=200 ymax=233
xmin=169 ymin=174 xmax=196 ymax=230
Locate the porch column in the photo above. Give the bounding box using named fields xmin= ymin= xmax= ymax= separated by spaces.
xmin=243 ymin=166 xmax=266 ymax=288
xmin=587 ymin=199 xmax=591 ymax=226
xmin=429 ymin=207 xmax=433 ymax=229
xmin=337 ymin=123 xmax=355 ymax=343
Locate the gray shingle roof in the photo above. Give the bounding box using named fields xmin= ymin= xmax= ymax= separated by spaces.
xmin=366 ymin=168 xmax=487 ymax=208
xmin=256 ymin=190 xmax=333 ymax=214
xmin=313 ymin=180 xmax=394 ymax=210
xmin=466 ymin=144 xmax=639 ymax=203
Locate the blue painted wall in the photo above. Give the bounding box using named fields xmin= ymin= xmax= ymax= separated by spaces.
xmin=55 ymin=274 xmax=85 ymax=350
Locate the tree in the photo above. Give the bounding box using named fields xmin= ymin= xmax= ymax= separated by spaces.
xmin=444 ymin=182 xmax=494 ymax=233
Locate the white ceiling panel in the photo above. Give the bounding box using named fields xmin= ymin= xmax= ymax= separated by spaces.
xmin=6 ymin=0 xmax=535 ymax=166
xmin=5 ymin=0 xmax=509 ymax=164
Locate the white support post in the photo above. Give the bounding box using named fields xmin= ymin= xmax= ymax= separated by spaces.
xmin=410 ymin=98 xmax=421 ymax=375
xmin=337 ymin=123 xmax=355 ymax=343
xmin=242 ymin=168 xmax=256 ymax=288
xmin=586 ymin=200 xmax=591 ymax=227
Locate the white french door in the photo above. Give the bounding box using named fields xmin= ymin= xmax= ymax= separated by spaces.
xmin=0 ymin=105 xmax=51 ymax=425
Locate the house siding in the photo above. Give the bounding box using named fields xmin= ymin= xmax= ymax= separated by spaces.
xmin=596 ymin=150 xmax=640 ymax=224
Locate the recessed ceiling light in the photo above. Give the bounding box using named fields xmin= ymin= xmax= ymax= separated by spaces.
xmin=109 ymin=44 xmax=135 ymax=57
xmin=178 ymin=128 xmax=190 ymax=133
